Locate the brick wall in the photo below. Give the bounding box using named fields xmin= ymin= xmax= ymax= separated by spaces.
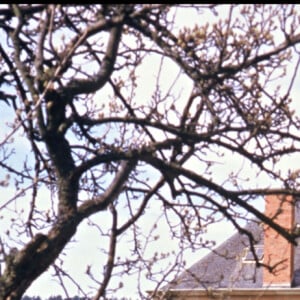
xmin=263 ymin=194 xmax=295 ymax=287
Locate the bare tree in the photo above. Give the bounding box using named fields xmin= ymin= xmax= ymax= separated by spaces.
xmin=0 ymin=4 xmax=300 ymax=299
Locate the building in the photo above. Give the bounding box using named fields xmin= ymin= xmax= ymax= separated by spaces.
xmin=153 ymin=195 xmax=300 ymax=299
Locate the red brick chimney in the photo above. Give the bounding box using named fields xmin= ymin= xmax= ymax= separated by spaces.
xmin=263 ymin=195 xmax=295 ymax=287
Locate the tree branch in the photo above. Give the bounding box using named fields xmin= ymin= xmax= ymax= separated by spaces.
xmin=58 ymin=19 xmax=124 ymax=98
xmin=143 ymin=156 xmax=299 ymax=245
xmin=78 ymin=160 xmax=137 ymax=218
xmin=93 ymin=204 xmax=118 ymax=300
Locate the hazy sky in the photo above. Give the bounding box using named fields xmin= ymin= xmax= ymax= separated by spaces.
xmin=1 ymin=4 xmax=300 ymax=299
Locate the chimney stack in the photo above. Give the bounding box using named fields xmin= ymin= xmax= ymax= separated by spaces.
xmin=263 ymin=194 xmax=295 ymax=287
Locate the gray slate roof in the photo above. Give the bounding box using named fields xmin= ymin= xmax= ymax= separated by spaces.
xmin=168 ymin=204 xmax=300 ymax=290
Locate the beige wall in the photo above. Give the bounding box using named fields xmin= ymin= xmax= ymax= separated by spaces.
xmin=151 ymin=288 xmax=300 ymax=300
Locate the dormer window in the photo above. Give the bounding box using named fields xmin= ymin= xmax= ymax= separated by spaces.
xmin=243 ymin=245 xmax=264 ymax=263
